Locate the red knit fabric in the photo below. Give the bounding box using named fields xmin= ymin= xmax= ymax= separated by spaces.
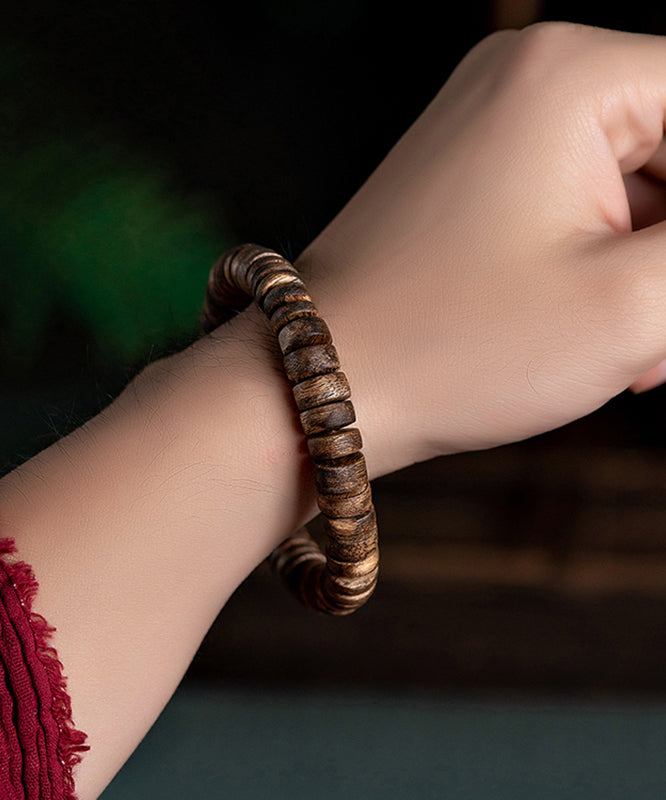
xmin=0 ymin=538 xmax=88 ymax=799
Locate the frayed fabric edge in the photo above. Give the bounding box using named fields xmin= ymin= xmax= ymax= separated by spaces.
xmin=0 ymin=537 xmax=89 ymax=800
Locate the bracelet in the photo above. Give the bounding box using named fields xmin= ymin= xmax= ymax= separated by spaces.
xmin=200 ymin=243 xmax=378 ymax=615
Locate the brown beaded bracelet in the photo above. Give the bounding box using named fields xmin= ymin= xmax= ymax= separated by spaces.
xmin=200 ymin=243 xmax=379 ymax=615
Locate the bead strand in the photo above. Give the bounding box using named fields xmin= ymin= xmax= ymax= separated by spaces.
xmin=201 ymin=244 xmax=379 ymax=615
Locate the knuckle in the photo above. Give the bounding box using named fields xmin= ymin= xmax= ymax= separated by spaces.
xmin=500 ymin=21 xmax=594 ymax=94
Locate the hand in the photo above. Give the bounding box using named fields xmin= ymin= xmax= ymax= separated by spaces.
xmin=296 ymin=22 xmax=666 ymax=472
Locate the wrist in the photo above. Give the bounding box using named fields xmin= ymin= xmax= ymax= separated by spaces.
xmin=118 ymin=301 xmax=322 ymax=573
xmin=295 ymin=242 xmax=427 ymax=477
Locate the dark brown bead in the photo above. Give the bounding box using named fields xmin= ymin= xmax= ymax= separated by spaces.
xmin=325 ymin=580 xmax=377 ymax=605
xmin=245 ymin=254 xmax=288 ymax=295
xmin=207 ymin=256 xmax=233 ymax=304
xmin=316 ymin=482 xmax=372 ymax=518
xmin=322 ymin=508 xmax=377 ymax=540
xmin=318 ymin=584 xmax=376 ymax=614
xmin=218 ymin=244 xmax=254 ymax=287
xmin=300 ymin=400 xmax=355 ymax=436
xmin=270 ymin=299 xmax=318 ymax=333
xmin=278 ymin=317 xmax=332 ymax=357
xmin=307 ymin=427 xmax=362 ymax=460
xmin=269 ymin=533 xmax=328 ymax=610
xmin=324 ymin=533 xmax=377 ymax=565
xmin=226 ymin=244 xmax=275 ymax=293
xmin=262 ymin=282 xmax=313 ymax=316
xmin=314 ymin=452 xmax=368 ymax=495
xmin=202 ymin=255 xmax=254 ymax=331
xmin=283 ymin=343 xmax=340 ymax=382
xmin=293 ymin=370 xmax=351 ymax=411
xmin=253 ymin=266 xmax=301 ymax=300
xmin=319 ymin=570 xmax=377 ymax=615
xmin=325 ymin=553 xmax=379 ymax=578
xmin=269 ymin=529 xmax=325 ymax=576
xmin=330 ymin=579 xmax=377 ymax=601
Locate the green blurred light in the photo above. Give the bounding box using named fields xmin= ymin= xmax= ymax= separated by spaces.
xmin=0 ymin=43 xmax=227 ymax=372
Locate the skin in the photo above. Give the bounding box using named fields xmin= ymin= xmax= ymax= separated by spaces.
xmin=1 ymin=20 xmax=666 ymax=800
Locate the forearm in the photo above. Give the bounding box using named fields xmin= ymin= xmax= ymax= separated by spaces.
xmin=0 ymin=303 xmax=323 ymax=799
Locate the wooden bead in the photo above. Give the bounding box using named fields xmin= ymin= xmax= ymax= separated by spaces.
xmin=225 ymin=244 xmax=274 ymax=293
xmin=283 ymin=343 xmax=340 ymax=383
xmin=278 ymin=316 xmax=332 ymax=356
xmin=203 ymin=276 xmax=245 ymax=312
xmin=328 ymin=580 xmax=377 ymax=603
xmin=220 ymin=249 xmax=237 ymax=287
xmin=268 ymin=532 xmax=327 ymax=610
xmin=319 ymin=568 xmax=376 ymax=615
xmin=201 ymin=256 xmax=251 ymax=331
xmin=323 ymin=580 xmax=377 ymax=608
xmin=319 ymin=582 xmax=377 ymax=614
xmin=324 ymin=533 xmax=377 ymax=566
xmin=300 ymin=400 xmax=355 ymax=436
xmin=269 ymin=532 xmax=376 ymax=616
xmin=316 ymin=482 xmax=372 ymax=518
xmin=322 ymin=509 xmax=378 ymax=561
xmin=293 ymin=371 xmax=350 ymax=412
xmin=253 ymin=270 xmax=302 ymax=304
xmin=207 ymin=256 xmax=235 ymax=304
xmin=218 ymin=244 xmax=253 ymax=287
xmin=269 ymin=529 xmax=325 ymax=576
xmin=325 ymin=553 xmax=379 ymax=579
xmin=314 ymin=452 xmax=368 ymax=496
xmin=270 ymin=299 xmax=318 ymax=333
xmin=245 ymin=254 xmax=287 ymax=295
xmin=322 ymin=508 xmax=377 ymax=539
xmin=262 ymin=282 xmax=312 ymax=316
xmin=307 ymin=427 xmax=362 ymax=460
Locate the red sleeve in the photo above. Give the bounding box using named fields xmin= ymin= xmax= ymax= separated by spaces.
xmin=0 ymin=539 xmax=88 ymax=800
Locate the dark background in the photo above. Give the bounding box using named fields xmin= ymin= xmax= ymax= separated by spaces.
xmin=2 ymin=0 xmax=666 ymax=391
xmin=4 ymin=0 xmax=665 ymax=267
xmin=4 ymin=0 xmax=666 ymax=700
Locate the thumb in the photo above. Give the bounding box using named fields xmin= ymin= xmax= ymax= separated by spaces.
xmin=629 ymin=360 xmax=666 ymax=393
xmin=599 ymin=219 xmax=666 ymax=393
